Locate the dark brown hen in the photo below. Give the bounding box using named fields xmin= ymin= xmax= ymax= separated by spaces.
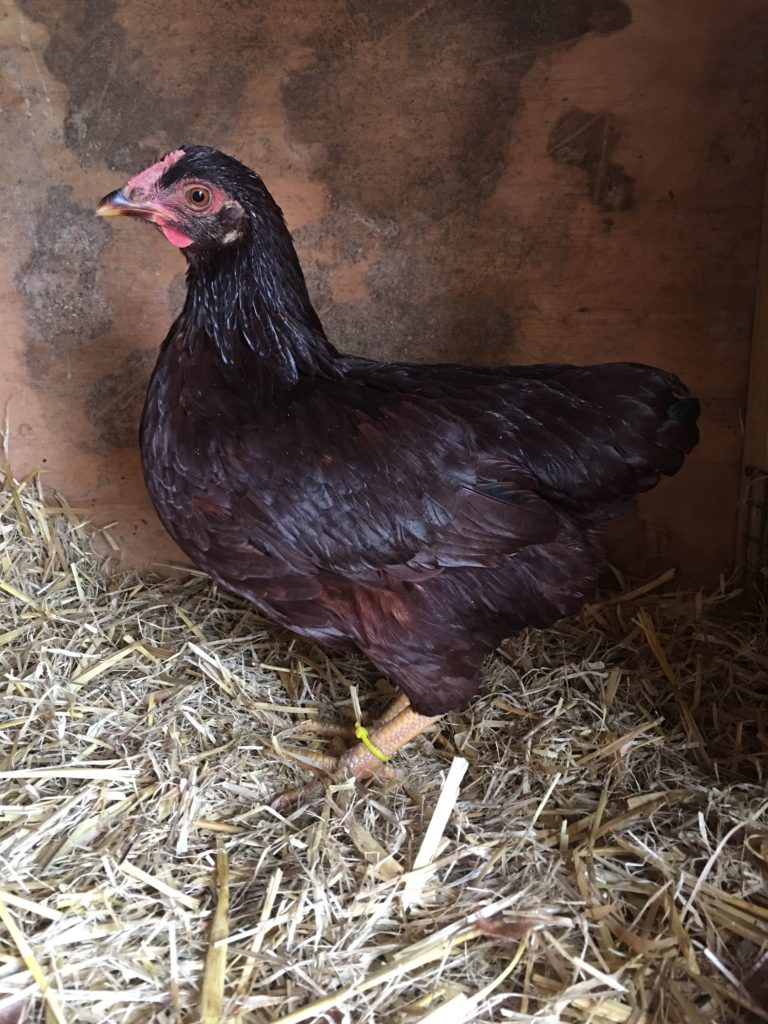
xmin=97 ymin=145 xmax=700 ymax=791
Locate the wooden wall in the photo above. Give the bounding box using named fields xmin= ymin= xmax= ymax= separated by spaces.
xmin=2 ymin=0 xmax=767 ymax=580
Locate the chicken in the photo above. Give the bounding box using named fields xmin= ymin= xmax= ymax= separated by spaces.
xmin=96 ymin=145 xmax=700 ymax=795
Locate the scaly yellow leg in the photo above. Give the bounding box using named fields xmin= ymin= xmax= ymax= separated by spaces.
xmin=273 ymin=698 xmax=442 ymax=809
xmin=337 ymin=702 xmax=440 ymax=778
xmin=278 ymin=690 xmax=413 ymax=745
xmin=370 ymin=691 xmax=411 ymax=729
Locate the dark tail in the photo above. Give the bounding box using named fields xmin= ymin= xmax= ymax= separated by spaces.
xmin=647 ymin=376 xmax=700 ymax=482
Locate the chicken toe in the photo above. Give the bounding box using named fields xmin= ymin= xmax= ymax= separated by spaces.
xmin=272 ymin=700 xmax=441 ymax=809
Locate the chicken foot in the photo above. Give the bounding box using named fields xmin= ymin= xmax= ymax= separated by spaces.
xmin=272 ymin=698 xmax=441 ymax=809
xmin=278 ymin=691 xmax=412 ymax=744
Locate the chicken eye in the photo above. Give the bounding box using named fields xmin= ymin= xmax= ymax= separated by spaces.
xmin=186 ymin=186 xmax=211 ymax=209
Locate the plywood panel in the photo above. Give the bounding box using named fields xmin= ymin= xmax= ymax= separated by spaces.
xmin=2 ymin=0 xmax=767 ymax=580
xmin=738 ymin=171 xmax=768 ymax=571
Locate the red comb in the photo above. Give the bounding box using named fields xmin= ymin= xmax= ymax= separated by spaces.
xmin=125 ymin=148 xmax=185 ymax=192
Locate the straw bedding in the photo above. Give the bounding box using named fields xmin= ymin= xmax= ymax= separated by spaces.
xmin=0 ymin=470 xmax=767 ymax=1024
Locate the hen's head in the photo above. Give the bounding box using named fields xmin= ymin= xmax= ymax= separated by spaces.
xmin=96 ymin=145 xmax=272 ymax=258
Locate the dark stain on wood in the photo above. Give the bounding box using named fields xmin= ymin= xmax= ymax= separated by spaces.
xmin=548 ymin=108 xmax=635 ymax=212
xmin=16 ymin=0 xmax=263 ymax=171
xmin=85 ymin=348 xmax=154 ymax=449
xmin=282 ymin=0 xmax=632 ymax=220
xmin=283 ymin=0 xmax=631 ymax=361
xmin=15 ymin=185 xmax=112 ymax=387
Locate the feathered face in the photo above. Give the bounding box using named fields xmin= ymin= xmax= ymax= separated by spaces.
xmin=96 ymin=145 xmax=258 ymax=255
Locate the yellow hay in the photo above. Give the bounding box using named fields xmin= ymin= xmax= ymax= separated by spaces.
xmin=0 ymin=470 xmax=766 ymax=1023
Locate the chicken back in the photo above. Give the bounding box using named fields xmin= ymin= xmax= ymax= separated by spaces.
xmin=97 ymin=145 xmax=700 ymax=719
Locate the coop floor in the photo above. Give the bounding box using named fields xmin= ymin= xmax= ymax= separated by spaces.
xmin=0 ymin=474 xmax=767 ymax=1024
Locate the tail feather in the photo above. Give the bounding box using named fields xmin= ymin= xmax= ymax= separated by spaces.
xmin=657 ymin=394 xmax=700 ymax=456
xmin=511 ymin=363 xmax=701 ymax=509
xmin=644 ymin=387 xmax=700 ymax=485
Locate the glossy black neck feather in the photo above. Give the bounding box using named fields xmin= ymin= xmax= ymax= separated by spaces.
xmin=182 ymin=196 xmax=338 ymax=396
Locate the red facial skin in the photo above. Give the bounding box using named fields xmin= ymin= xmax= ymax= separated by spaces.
xmin=121 ymin=149 xmax=230 ymax=248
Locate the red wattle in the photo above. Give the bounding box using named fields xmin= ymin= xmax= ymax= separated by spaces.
xmin=159 ymin=223 xmax=194 ymax=248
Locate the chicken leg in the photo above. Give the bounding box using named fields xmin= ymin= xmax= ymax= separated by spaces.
xmin=273 ymin=697 xmax=442 ymax=809
xmin=279 ymin=691 xmax=412 ymax=745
